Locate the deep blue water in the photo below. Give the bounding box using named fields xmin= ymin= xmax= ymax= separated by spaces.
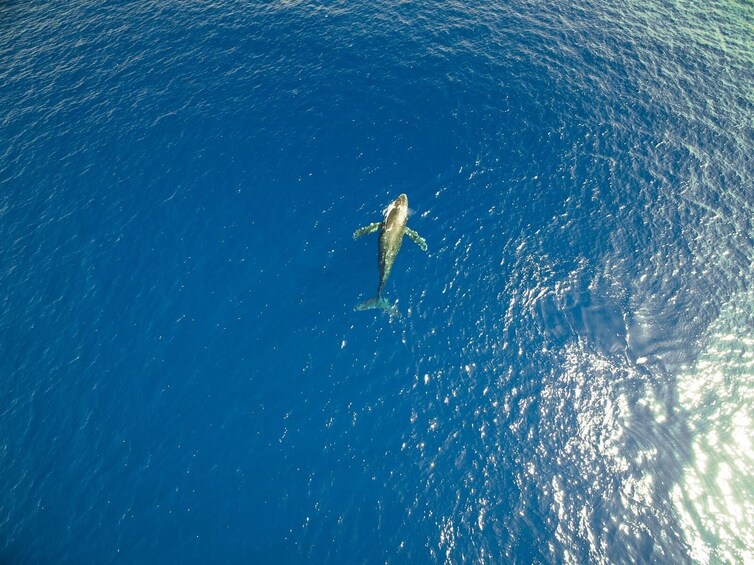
xmin=2 ymin=1 xmax=753 ymax=563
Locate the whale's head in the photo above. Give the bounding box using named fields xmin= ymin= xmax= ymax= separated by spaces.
xmin=384 ymin=194 xmax=409 ymax=219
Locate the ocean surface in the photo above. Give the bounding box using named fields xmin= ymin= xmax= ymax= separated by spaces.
xmin=1 ymin=0 xmax=753 ymax=563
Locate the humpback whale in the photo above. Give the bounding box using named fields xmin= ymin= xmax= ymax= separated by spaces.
xmin=353 ymin=193 xmax=427 ymax=313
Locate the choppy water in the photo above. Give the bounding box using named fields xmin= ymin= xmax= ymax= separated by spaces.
xmin=1 ymin=0 xmax=753 ymax=563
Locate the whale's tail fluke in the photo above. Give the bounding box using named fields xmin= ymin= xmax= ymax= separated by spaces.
xmin=354 ymin=296 xmax=399 ymax=316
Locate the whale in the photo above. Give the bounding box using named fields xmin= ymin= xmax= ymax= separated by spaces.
xmin=353 ymin=193 xmax=427 ymax=313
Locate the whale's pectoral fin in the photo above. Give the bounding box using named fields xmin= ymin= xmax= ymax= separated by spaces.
xmin=405 ymin=227 xmax=428 ymax=252
xmin=353 ymin=222 xmax=382 ymax=240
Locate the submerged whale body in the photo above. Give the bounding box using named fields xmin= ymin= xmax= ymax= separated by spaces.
xmin=353 ymin=193 xmax=428 ymax=314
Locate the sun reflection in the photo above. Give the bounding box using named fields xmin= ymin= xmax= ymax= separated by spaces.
xmin=673 ymin=289 xmax=754 ymax=564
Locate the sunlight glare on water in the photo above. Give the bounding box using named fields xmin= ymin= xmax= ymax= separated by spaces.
xmin=673 ymin=288 xmax=754 ymax=564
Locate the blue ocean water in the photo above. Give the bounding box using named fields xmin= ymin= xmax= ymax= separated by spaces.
xmin=2 ymin=0 xmax=753 ymax=563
